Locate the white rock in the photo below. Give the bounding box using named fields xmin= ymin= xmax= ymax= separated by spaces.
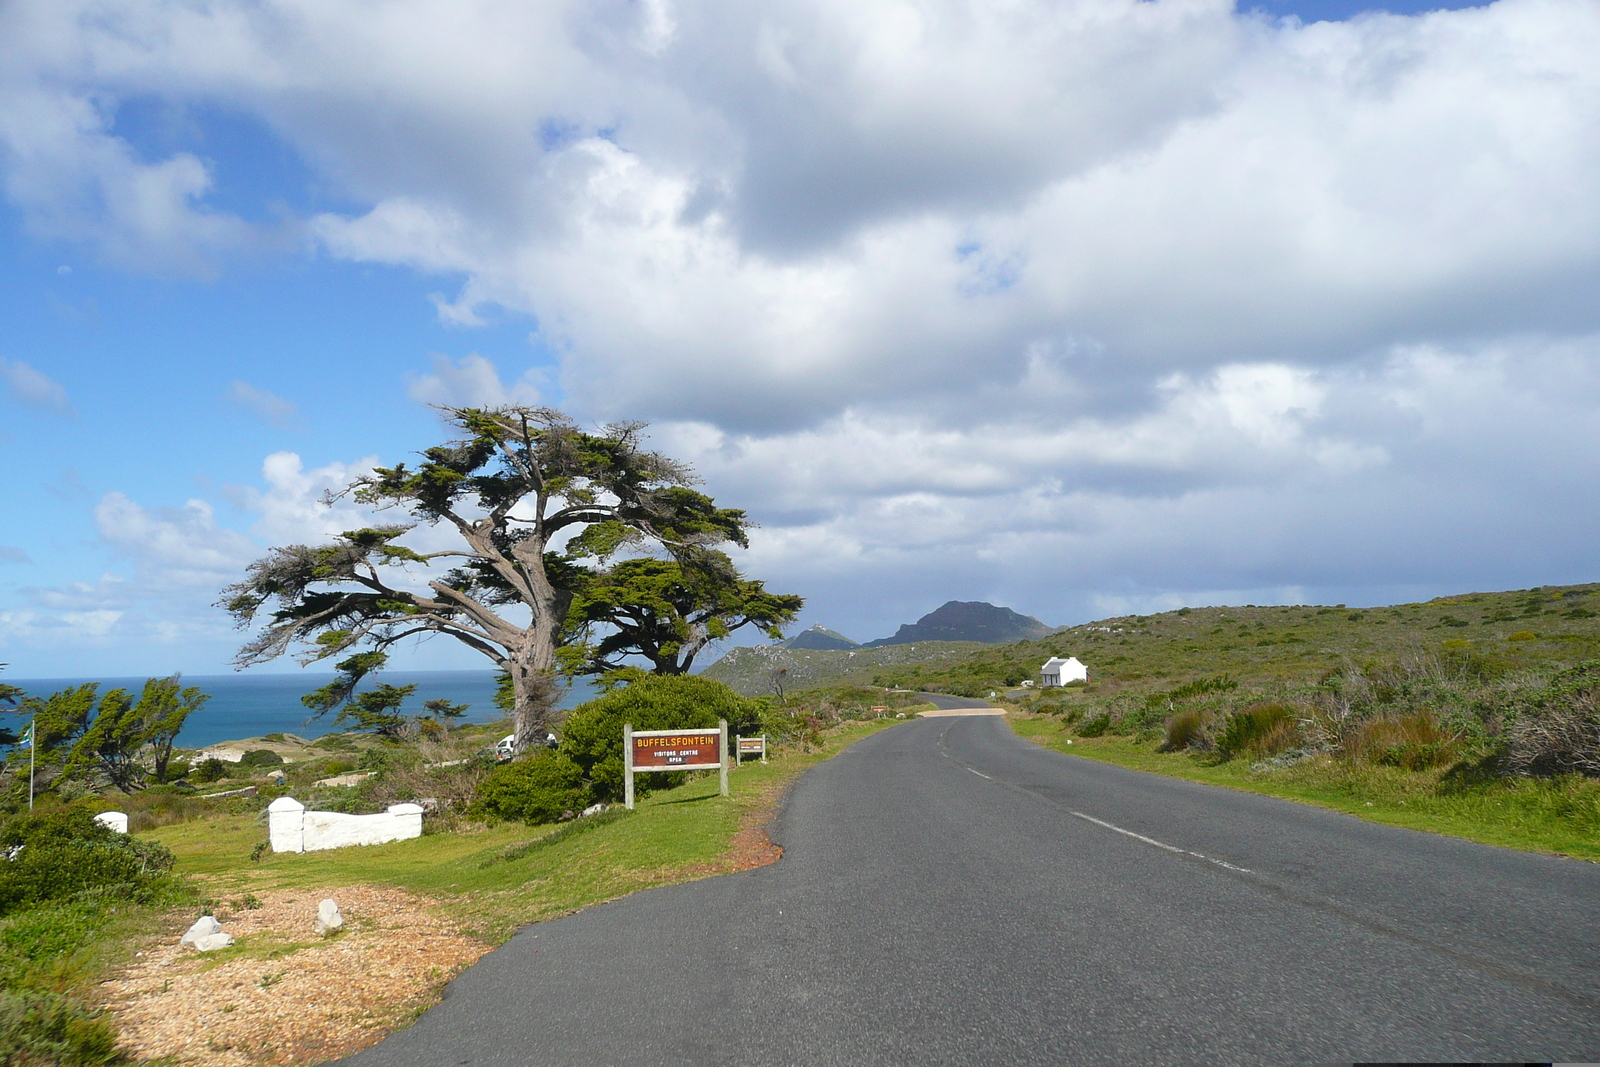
xmin=580 ymin=803 xmax=608 ymax=817
xmin=315 ymin=898 xmax=344 ymax=937
xmin=192 ymin=932 xmax=234 ymax=952
xmin=180 ymin=915 xmax=222 ymax=946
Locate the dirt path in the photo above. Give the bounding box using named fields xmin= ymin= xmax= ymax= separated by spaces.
xmin=103 ymin=885 xmax=488 ymax=1066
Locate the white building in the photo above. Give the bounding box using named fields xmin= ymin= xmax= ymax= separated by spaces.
xmin=1040 ymin=656 xmax=1088 ymax=687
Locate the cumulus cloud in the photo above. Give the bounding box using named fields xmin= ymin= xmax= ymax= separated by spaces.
xmin=228 ymin=381 xmax=300 ymax=428
xmin=1 ymin=358 xmax=73 ymax=414
xmin=3 ymin=0 xmax=1599 ymax=645
xmin=405 ymin=353 xmax=543 ymax=409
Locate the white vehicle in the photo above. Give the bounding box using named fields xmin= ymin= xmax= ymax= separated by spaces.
xmin=491 ymin=731 xmax=559 ymax=761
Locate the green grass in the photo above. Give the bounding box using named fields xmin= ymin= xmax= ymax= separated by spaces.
xmin=1011 ymin=714 xmax=1600 ymax=861
xmin=145 ymin=718 xmax=900 ymax=943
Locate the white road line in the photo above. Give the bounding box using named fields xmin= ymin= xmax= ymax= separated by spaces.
xmin=1071 ymin=811 xmax=1253 ymax=874
xmin=967 ymin=767 xmax=993 ymax=780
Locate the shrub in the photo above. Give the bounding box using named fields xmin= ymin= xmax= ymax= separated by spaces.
xmin=261 ymin=732 xmax=287 ymax=743
xmin=1077 ymin=713 xmax=1111 ymax=738
xmin=1348 ymin=712 xmax=1459 ymax=770
xmin=471 ymin=751 xmax=591 ymax=824
xmin=0 ymin=989 xmax=120 ymax=1066
xmin=189 ymin=758 xmax=228 ymax=783
xmin=560 ymin=673 xmax=765 ymax=802
xmin=1504 ymin=660 xmax=1600 ymax=777
xmin=238 ymin=749 xmax=284 ymax=768
xmin=1162 ymin=710 xmax=1207 ymax=752
xmin=1508 ymin=631 xmax=1537 ymax=642
xmin=0 ymin=809 xmax=176 ymax=916
xmin=1217 ymin=703 xmax=1296 ymax=759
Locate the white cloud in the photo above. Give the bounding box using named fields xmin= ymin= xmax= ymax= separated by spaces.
xmin=1 ymin=358 xmax=72 ymax=414
xmin=228 ymin=381 xmax=299 ymax=428
xmin=3 ymin=0 xmax=1600 ymax=650
xmin=94 ymin=493 xmax=258 ymax=586
xmin=404 ymin=353 xmax=542 ymax=409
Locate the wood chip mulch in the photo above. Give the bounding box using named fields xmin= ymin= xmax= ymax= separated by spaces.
xmin=101 ymin=885 xmax=489 ymax=1067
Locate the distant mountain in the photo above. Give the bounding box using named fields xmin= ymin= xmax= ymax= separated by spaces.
xmin=783 ymin=625 xmax=860 ymax=651
xmin=863 ymin=601 xmax=1052 ymax=647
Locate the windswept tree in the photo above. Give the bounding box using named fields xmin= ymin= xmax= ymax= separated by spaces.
xmin=221 ymin=407 xmax=756 ymax=751
xmin=302 ymin=652 xmax=417 ymax=737
xmin=564 ymin=554 xmax=802 ymax=675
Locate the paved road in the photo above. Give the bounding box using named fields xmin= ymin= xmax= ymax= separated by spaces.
xmin=341 ymin=714 xmax=1600 ymax=1066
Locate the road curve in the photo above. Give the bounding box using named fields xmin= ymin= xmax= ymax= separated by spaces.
xmin=339 ymin=715 xmax=1600 ymax=1066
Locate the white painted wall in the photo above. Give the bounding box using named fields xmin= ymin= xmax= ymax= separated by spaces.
xmin=266 ymin=796 xmax=425 ymax=854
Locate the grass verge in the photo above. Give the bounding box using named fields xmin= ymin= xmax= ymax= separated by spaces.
xmin=1010 ymin=713 xmax=1600 ymax=862
xmin=145 ymin=717 xmax=900 ymax=944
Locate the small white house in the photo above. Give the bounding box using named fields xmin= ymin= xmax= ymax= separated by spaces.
xmin=1040 ymin=656 xmax=1088 ymax=687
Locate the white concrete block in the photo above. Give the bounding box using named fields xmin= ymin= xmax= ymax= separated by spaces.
xmin=268 ymin=796 xmax=307 ymax=854
xmin=94 ymin=811 xmax=128 ymax=834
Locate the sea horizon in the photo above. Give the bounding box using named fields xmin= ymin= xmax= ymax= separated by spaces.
xmin=4 ymin=669 xmax=599 ymax=750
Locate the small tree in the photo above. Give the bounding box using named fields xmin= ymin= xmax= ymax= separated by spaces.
xmin=222 ymin=406 xmax=753 ymax=752
xmin=565 ymin=554 xmax=802 ymax=675
xmin=303 ymin=653 xmax=416 ymax=738
xmin=423 ymin=698 xmax=469 ymax=733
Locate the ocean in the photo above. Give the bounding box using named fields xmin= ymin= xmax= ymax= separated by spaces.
xmin=3 ymin=671 xmax=599 ymax=750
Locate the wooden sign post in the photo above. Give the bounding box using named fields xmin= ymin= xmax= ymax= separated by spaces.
xmin=735 ymin=734 xmax=767 ymax=765
xmin=623 ymin=720 xmax=728 ymax=810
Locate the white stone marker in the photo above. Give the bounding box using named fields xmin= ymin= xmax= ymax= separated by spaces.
xmin=315 ymin=898 xmax=344 ymax=937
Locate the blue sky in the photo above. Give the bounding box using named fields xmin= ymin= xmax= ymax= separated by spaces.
xmin=3 ymin=0 xmax=1598 ymax=679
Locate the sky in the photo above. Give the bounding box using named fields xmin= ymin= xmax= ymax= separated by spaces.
xmin=2 ymin=0 xmax=1599 ymax=679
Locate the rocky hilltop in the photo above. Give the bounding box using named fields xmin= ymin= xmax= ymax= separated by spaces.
xmin=782 ymin=625 xmax=860 ymax=651
xmin=862 ymin=601 xmax=1052 ymax=647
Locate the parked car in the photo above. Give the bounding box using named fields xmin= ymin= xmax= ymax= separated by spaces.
xmin=491 ymin=731 xmax=559 ymax=761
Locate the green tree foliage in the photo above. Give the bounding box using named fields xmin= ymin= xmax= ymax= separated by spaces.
xmin=221 ymin=406 xmax=756 ymax=753
xmin=559 ymin=672 xmax=764 ymax=801
xmin=0 ymin=664 xmax=21 ymax=747
xmin=302 ymin=653 xmax=416 ymax=738
xmin=0 ymin=808 xmax=175 ymax=916
xmin=423 ymin=698 xmax=469 ymax=732
xmin=61 ymin=676 xmax=208 ymax=790
xmin=471 ymin=751 xmax=591 ymax=824
xmin=565 ymin=554 xmax=802 ymax=676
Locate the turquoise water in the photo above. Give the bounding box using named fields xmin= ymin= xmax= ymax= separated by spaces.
xmin=4 ymin=671 xmax=598 ymax=749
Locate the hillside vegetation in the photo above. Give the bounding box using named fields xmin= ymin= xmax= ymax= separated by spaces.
xmin=703 ymin=641 xmax=989 ymax=696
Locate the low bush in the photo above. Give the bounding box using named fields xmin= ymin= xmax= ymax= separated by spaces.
xmin=1077 ymin=713 xmax=1111 ymax=738
xmin=1504 ymin=660 xmax=1600 ymax=777
xmin=189 ymin=758 xmax=228 ymax=784
xmin=1162 ymin=709 xmax=1207 ymax=752
xmin=471 ymin=751 xmax=592 ymax=825
xmin=238 ymin=749 xmax=284 ymax=768
xmin=560 ymin=673 xmax=765 ymax=802
xmin=1217 ymin=703 xmax=1296 ymax=759
xmin=0 ymin=809 xmax=177 ymax=917
xmin=0 ymin=989 xmax=121 ymax=1066
xmin=1348 ymin=712 xmax=1460 ymax=770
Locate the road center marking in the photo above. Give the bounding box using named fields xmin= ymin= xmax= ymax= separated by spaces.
xmin=1071 ymin=811 xmax=1252 ymax=874
xmin=967 ymin=767 xmax=994 ymax=780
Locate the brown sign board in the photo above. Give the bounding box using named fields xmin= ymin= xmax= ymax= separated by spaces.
xmin=737 ymin=737 xmax=765 ymax=753
xmin=630 ymin=731 xmax=722 ymax=770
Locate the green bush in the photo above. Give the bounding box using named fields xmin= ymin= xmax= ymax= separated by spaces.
xmin=1217 ymin=702 xmax=1295 ymax=759
xmin=1077 ymin=713 xmax=1111 ymax=738
xmin=0 ymin=809 xmax=176 ymax=916
xmin=471 ymin=751 xmax=591 ymax=825
xmin=1162 ymin=709 xmax=1207 ymax=752
xmin=561 ymin=673 xmax=764 ymax=802
xmin=0 ymin=989 xmax=121 ymax=1066
xmin=238 ymin=749 xmax=284 ymax=768
xmin=189 ymin=758 xmax=228 ymax=783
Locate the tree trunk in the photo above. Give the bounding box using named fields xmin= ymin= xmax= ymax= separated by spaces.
xmin=508 ymin=643 xmax=562 ymax=753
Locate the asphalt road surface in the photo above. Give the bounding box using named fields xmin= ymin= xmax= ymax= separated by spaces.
xmin=341 ymin=712 xmax=1600 ymax=1066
